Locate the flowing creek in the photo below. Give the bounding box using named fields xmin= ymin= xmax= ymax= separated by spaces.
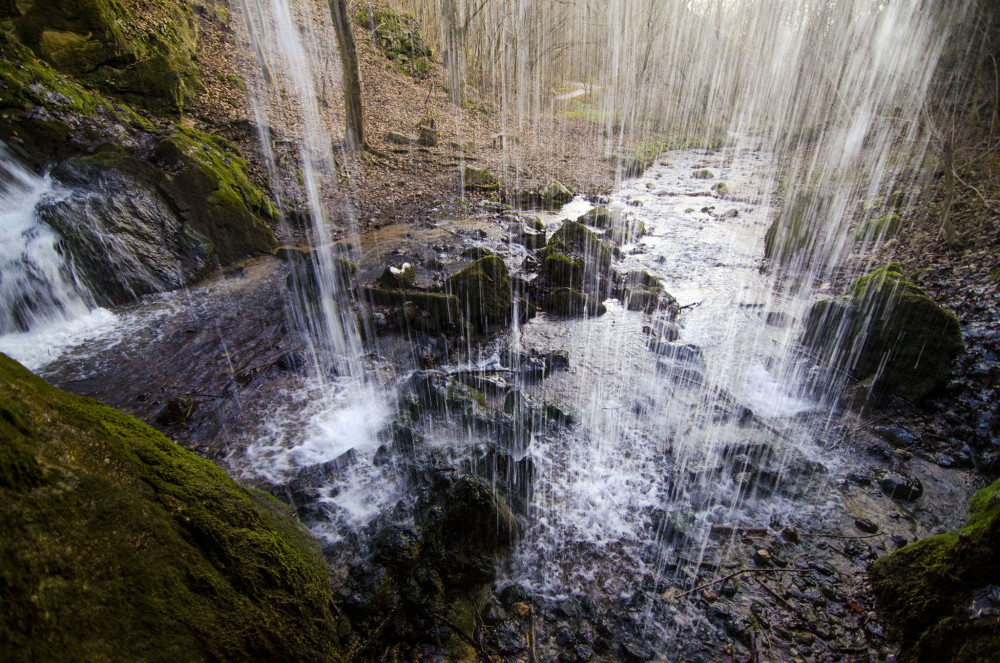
xmin=2 ymin=144 xmax=978 ymax=659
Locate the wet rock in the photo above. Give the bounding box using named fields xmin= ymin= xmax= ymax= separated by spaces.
xmin=155 ymin=396 xmax=196 ymax=426
xmin=276 ymin=351 xmax=306 ymax=371
xmin=754 ymin=548 xmax=772 ymax=565
xmin=539 ymin=180 xmax=575 ymax=207
xmin=803 ymin=263 xmax=964 ymax=402
xmin=577 ymin=205 xmax=613 ymax=228
xmin=540 ymin=221 xmax=617 ymax=283
xmin=493 ymin=619 xmax=527 ymax=653
xmin=781 ymin=526 xmax=800 ymax=544
xmin=364 ymin=288 xmax=463 ymax=334
xmin=286 ymin=250 xmax=357 ymax=302
xmin=542 ymin=288 xmax=607 ymax=317
xmin=855 ymin=517 xmax=879 ymax=534
xmin=874 ymin=425 xmax=918 ymax=447
xmin=377 ymin=262 xmax=417 ymax=289
xmin=446 ymin=256 xmax=513 ymax=330
xmin=875 ymin=469 xmax=924 ymax=501
xmin=460 ymin=246 xmax=494 ymax=260
xmin=619 ymin=641 xmax=654 ymax=662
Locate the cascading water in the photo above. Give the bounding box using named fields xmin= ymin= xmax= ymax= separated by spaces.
xmin=0 ymin=145 xmax=117 ymax=370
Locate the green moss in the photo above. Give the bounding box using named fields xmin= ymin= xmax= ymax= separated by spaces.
xmin=4 ymin=0 xmax=202 ymax=114
xmin=357 ymin=8 xmax=431 ymax=79
xmin=542 ymin=287 xmax=606 ymax=317
xmin=542 ymin=252 xmax=583 ymax=287
xmin=0 ymin=353 xmax=343 ymax=662
xmin=152 ymin=125 xmax=278 ymax=263
xmin=541 ymin=221 xmax=616 ymax=275
xmin=445 ymin=256 xmax=512 ymax=330
xmin=855 ymin=213 xmax=903 ymax=242
xmin=463 ymin=165 xmax=499 ymax=190
xmin=692 ymin=168 xmax=714 ymax=179
xmin=871 ymin=478 xmax=1000 ymax=662
xmin=803 ymin=263 xmax=964 ymax=402
xmin=577 ymin=205 xmax=613 ymax=228
xmin=764 ymin=189 xmax=828 ymax=264
xmin=364 ymin=288 xmax=464 ymax=333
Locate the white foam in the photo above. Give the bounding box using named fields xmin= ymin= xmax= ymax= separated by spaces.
xmin=0 ymin=307 xmax=119 ymax=371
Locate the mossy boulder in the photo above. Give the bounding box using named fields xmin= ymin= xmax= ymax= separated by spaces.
xmin=463 ymin=165 xmax=499 ymax=190
xmin=0 ymin=353 xmax=344 ymax=661
xmin=377 ymin=262 xmax=417 ymax=289
xmin=620 ymin=270 xmax=674 ymax=312
xmin=445 ymin=256 xmax=512 ymax=330
xmin=540 ymin=221 xmax=617 ymax=282
xmin=870 ymin=478 xmax=1000 ymax=662
xmin=578 ymin=205 xmax=613 ymax=228
xmin=364 ymin=288 xmax=464 ymax=334
xmin=542 ymin=252 xmax=584 ymax=287
xmin=541 ymin=180 xmax=575 ymax=206
xmin=855 ymin=213 xmax=903 ymax=242
xmin=151 ymin=126 xmax=279 ymax=262
xmin=692 ymin=168 xmax=714 ymax=179
xmin=357 ymin=8 xmax=432 ymax=79
xmin=0 ymin=35 xmax=154 ymax=166
xmin=802 ymin=263 xmax=964 ymax=402
xmin=542 ymin=287 xmax=606 ymax=317
xmin=2 ymin=0 xmax=202 ymax=114
xmin=764 ymin=189 xmax=829 ymax=265
xmin=344 ymin=471 xmax=518 ymax=647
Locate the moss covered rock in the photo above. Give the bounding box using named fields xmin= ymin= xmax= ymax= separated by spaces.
xmin=151 ymin=126 xmax=279 ymax=262
xmin=542 ymin=287 xmax=606 ymax=317
xmin=364 ymin=287 xmax=464 ymax=334
xmin=0 ymin=35 xmax=154 ymax=165
xmin=541 ymin=221 xmax=617 ymax=275
xmin=357 ymin=8 xmax=432 ymax=79
xmin=2 ymin=0 xmax=201 ymax=114
xmin=870 ymin=478 xmax=1000 ymax=662
xmin=802 ymin=263 xmax=963 ymax=402
xmin=463 ymin=165 xmax=499 ymax=190
xmin=764 ymin=190 xmax=829 ymax=265
xmin=445 ymin=256 xmax=512 ymax=330
xmin=0 ymin=353 xmax=343 ymax=662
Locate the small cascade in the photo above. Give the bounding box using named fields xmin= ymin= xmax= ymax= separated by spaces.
xmin=0 ymin=145 xmax=117 ymax=370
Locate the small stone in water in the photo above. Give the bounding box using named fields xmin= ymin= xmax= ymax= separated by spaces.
xmin=854 ymin=518 xmax=878 ymax=534
xmin=512 ymin=602 xmax=531 ymax=618
xmin=781 ymin=526 xmax=799 ymax=544
xmin=754 ymin=548 xmax=772 ymax=565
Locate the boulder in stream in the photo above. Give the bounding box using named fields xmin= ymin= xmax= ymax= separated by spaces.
xmin=802 ymin=262 xmax=964 ymax=402
xmin=445 ymin=256 xmax=513 ymax=330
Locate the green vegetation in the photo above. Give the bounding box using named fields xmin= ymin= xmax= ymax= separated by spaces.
xmin=0 ymin=353 xmax=344 ymax=662
xmin=541 ymin=221 xmax=617 ymax=274
xmin=871 ymin=478 xmax=1000 ymax=662
xmin=462 ymin=165 xmax=499 ymax=190
xmin=802 ymin=262 xmax=964 ymax=401
xmin=152 ymin=125 xmax=279 ymax=263
xmin=1 ymin=0 xmax=201 ymax=113
xmin=764 ymin=189 xmax=829 ymax=264
xmin=445 ymin=256 xmax=512 ymax=329
xmin=357 ymin=8 xmax=432 ymax=79
xmin=363 ymin=287 xmax=464 ymax=333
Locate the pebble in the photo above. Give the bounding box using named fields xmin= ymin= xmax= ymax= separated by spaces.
xmin=754 ymin=548 xmax=772 ymax=565
xmin=854 ymin=518 xmax=878 ymax=534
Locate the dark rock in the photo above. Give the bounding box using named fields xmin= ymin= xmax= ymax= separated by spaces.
xmin=802 ymin=263 xmax=964 ymax=402
xmin=446 ymin=256 xmax=513 ymax=330
xmin=542 ymin=288 xmax=606 ymax=317
xmin=874 ymin=426 xmax=918 ymax=447
xmin=493 ymin=619 xmax=527 ymax=653
xmin=619 ymin=641 xmax=654 ymax=662
xmin=855 ymin=517 xmax=879 ymax=534
xmin=875 ymin=469 xmax=924 ymax=501
xmin=377 ymin=262 xmax=417 ymax=289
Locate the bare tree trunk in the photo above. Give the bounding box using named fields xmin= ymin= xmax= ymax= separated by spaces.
xmin=442 ymin=0 xmax=465 ymax=106
xmin=329 ymin=0 xmax=365 ymax=150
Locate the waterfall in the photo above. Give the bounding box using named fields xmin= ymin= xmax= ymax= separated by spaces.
xmin=0 ymin=145 xmax=117 ymax=370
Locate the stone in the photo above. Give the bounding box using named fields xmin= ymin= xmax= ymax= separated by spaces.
xmin=377 ymin=262 xmax=417 ymax=289
xmin=445 ymin=256 xmax=513 ymax=329
xmin=577 ymin=205 xmax=613 ymax=228
xmin=542 ymin=288 xmax=606 ymax=317
xmin=463 ymin=165 xmax=498 ymax=190
xmin=538 ymin=180 xmax=575 ymax=208
xmin=0 ymin=354 xmax=344 ymax=660
xmin=875 ymin=469 xmax=924 ymax=501
xmin=754 ymin=548 xmax=772 ymax=565
xmin=802 ymin=263 xmax=964 ymax=402
xmin=855 ymin=517 xmax=879 ymax=534
xmin=386 ymin=131 xmax=412 ymax=144
xmin=874 ymin=425 xmax=918 ymax=447
xmin=692 ymin=168 xmax=715 ymax=179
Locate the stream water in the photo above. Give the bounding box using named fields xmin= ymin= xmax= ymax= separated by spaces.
xmin=0 ymin=0 xmax=983 ymax=658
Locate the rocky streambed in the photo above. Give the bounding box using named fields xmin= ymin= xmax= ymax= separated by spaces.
xmin=7 ymin=148 xmax=990 ymax=662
